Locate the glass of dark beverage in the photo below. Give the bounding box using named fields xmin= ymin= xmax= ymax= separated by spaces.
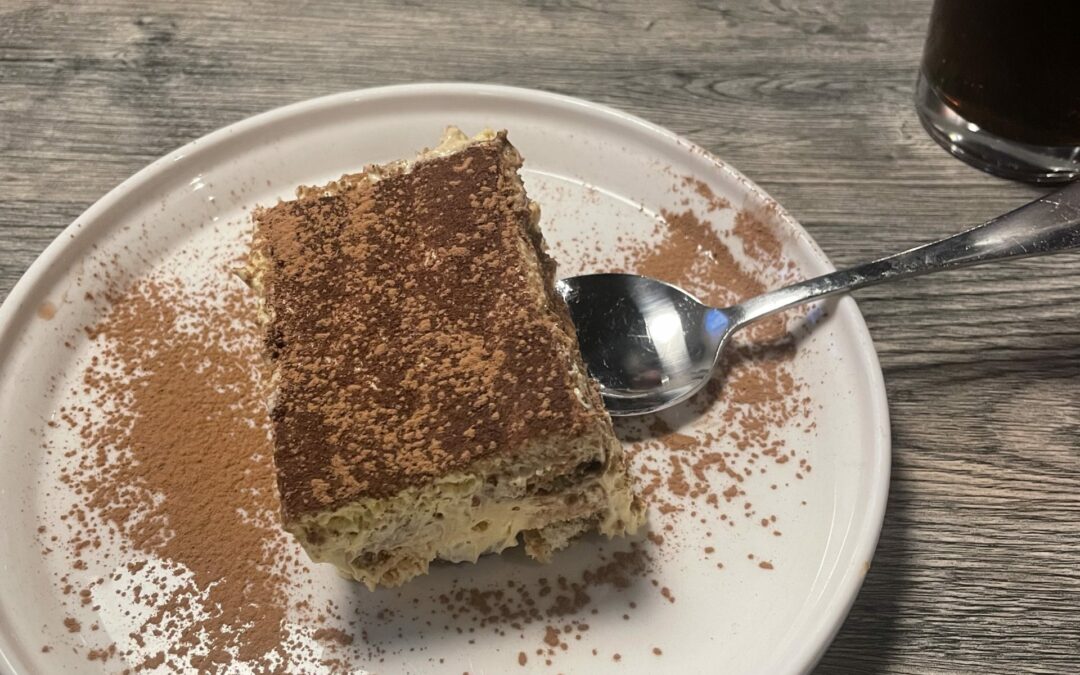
xmin=916 ymin=1 xmax=1080 ymax=184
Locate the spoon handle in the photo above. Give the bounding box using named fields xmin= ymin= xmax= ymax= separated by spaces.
xmin=727 ymin=181 xmax=1080 ymax=328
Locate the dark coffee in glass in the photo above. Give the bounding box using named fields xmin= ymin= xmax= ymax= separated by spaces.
xmin=916 ymin=1 xmax=1080 ymax=183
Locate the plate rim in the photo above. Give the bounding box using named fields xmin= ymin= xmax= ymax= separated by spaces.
xmin=0 ymin=83 xmax=891 ymax=675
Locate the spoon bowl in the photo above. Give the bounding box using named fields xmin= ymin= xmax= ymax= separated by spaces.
xmin=556 ymin=275 xmax=733 ymax=415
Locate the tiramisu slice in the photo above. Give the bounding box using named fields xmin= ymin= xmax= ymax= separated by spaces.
xmin=247 ymin=128 xmax=643 ymax=589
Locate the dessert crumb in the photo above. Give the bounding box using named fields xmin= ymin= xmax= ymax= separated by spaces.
xmin=660 ymin=586 xmax=675 ymax=603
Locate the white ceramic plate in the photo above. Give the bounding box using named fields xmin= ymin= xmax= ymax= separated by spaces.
xmin=0 ymin=84 xmax=889 ymax=674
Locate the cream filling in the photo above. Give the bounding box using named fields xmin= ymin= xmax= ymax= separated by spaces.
xmin=289 ymin=449 xmax=641 ymax=589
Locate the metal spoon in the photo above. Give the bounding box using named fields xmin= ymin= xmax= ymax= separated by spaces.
xmin=557 ymin=181 xmax=1080 ymax=416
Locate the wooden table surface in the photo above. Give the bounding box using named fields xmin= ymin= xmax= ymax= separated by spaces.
xmin=2 ymin=1 xmax=1077 ymax=673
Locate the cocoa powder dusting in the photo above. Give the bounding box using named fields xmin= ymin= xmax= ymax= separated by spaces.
xmin=611 ymin=175 xmax=814 ymax=582
xmin=734 ymin=209 xmax=784 ymax=266
xmin=46 ymin=273 xmax=322 ymax=670
xmin=682 ymin=176 xmax=731 ymax=212
xmin=544 ymin=625 xmax=562 ymax=647
xmin=313 ymin=627 xmax=355 ymax=646
xmin=634 ymin=208 xmax=765 ymax=306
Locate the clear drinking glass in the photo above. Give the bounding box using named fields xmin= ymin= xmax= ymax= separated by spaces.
xmin=915 ymin=1 xmax=1080 ymax=184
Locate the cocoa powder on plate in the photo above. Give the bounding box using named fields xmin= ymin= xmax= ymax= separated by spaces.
xmin=50 ymin=274 xmax=315 ymax=671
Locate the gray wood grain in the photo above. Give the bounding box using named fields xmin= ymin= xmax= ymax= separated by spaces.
xmin=2 ymin=0 xmax=1078 ymax=672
